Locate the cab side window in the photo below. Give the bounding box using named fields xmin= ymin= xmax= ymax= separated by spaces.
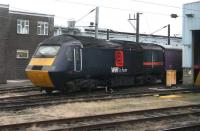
xmin=66 ymin=47 xmax=73 ymax=61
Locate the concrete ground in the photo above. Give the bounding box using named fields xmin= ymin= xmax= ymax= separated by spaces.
xmin=0 ymin=80 xmax=199 ymax=130
xmin=0 ymin=92 xmax=200 ymax=125
xmin=0 ymin=79 xmax=33 ymax=88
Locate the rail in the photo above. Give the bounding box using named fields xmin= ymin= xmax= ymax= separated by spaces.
xmin=1 ymin=87 xmax=200 ymax=111
xmin=1 ymin=104 xmax=200 ymax=130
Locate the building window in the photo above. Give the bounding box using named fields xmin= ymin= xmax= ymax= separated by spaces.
xmin=37 ymin=21 xmax=48 ymax=35
xmin=16 ymin=50 xmax=29 ymax=59
xmin=17 ymin=19 xmax=29 ymax=34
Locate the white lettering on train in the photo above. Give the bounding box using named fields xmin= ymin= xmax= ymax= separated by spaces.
xmin=111 ymin=67 xmax=128 ymax=73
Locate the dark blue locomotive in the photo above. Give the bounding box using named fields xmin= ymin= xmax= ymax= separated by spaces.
xmin=26 ymin=35 xmax=182 ymax=92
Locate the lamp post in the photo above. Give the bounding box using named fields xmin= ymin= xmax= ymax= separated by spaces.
xmin=128 ymin=12 xmax=142 ymax=43
xmin=95 ymin=7 xmax=99 ymax=39
xmin=168 ymin=24 xmax=170 ymax=45
xmin=168 ymin=14 xmax=178 ymax=45
xmin=136 ymin=12 xmax=142 ymax=44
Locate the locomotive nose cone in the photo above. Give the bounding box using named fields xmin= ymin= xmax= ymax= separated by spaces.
xmin=26 ymin=57 xmax=55 ymax=88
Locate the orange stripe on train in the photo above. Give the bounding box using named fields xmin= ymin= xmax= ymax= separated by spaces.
xmin=143 ymin=62 xmax=163 ymax=66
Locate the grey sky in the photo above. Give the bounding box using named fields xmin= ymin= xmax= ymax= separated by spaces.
xmin=0 ymin=0 xmax=198 ymax=36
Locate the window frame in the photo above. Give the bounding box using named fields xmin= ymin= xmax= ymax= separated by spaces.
xmin=17 ymin=19 xmax=29 ymax=34
xmin=37 ymin=21 xmax=49 ymax=35
xmin=16 ymin=49 xmax=29 ymax=59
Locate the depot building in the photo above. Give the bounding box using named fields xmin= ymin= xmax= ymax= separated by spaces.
xmin=182 ymin=1 xmax=200 ymax=86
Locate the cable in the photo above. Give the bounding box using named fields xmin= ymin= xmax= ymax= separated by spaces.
xmin=141 ymin=24 xmax=169 ymax=42
xmin=76 ymin=8 xmax=95 ymax=23
xmin=55 ymin=0 xmax=169 ymax=16
xmin=143 ymin=14 xmax=151 ymax=34
xmin=150 ymin=25 xmax=168 ymax=35
xmin=0 ymin=6 xmax=95 ymax=29
xmin=0 ymin=0 xmax=197 ymax=36
xmin=55 ymin=0 xmax=200 ymax=14
xmin=5 ymin=0 xmax=184 ymax=20
xmin=10 ymin=6 xmax=70 ymax=21
xmin=127 ymin=19 xmax=136 ymax=31
xmin=130 ymin=0 xmax=181 ymax=9
xmin=130 ymin=0 xmax=200 ymax=12
xmin=4 ymin=0 xmax=200 ymax=19
xmin=9 ymin=4 xmax=95 ymax=25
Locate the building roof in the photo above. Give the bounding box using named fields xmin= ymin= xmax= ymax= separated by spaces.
xmin=0 ymin=4 xmax=9 ymax=8
xmin=184 ymin=1 xmax=200 ymax=5
xmin=9 ymin=10 xmax=54 ymax=18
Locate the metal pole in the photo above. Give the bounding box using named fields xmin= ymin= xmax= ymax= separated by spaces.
xmin=107 ymin=29 xmax=110 ymax=40
xmin=136 ymin=12 xmax=140 ymax=43
xmin=168 ymin=24 xmax=170 ymax=45
xmin=95 ymin=7 xmax=99 ymax=39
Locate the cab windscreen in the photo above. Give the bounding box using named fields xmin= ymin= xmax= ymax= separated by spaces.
xmin=34 ymin=46 xmax=60 ymax=57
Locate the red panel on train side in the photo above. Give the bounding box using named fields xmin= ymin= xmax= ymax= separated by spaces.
xmin=115 ymin=50 xmax=124 ymax=67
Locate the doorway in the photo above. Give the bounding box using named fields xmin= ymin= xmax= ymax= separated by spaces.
xmin=193 ymin=30 xmax=200 ymax=85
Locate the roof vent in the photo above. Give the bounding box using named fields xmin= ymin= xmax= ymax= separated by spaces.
xmin=68 ymin=20 xmax=76 ymax=28
xmin=185 ymin=14 xmax=194 ymax=17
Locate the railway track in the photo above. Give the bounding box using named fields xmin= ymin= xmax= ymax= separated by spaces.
xmin=1 ymin=104 xmax=200 ymax=130
xmin=0 ymin=85 xmax=38 ymax=94
xmin=1 ymin=87 xmax=200 ymax=111
xmin=162 ymin=123 xmax=200 ymax=131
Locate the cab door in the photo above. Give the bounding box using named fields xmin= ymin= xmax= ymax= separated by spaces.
xmin=73 ymin=47 xmax=82 ymax=72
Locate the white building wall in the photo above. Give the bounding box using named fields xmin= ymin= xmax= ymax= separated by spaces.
xmin=183 ymin=1 xmax=200 ymax=68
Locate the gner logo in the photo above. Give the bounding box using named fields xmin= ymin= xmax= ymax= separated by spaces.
xmin=111 ymin=67 xmax=128 ymax=73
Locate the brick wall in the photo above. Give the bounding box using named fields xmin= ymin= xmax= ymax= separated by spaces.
xmin=0 ymin=5 xmax=9 ymax=83
xmin=6 ymin=11 xmax=54 ymax=79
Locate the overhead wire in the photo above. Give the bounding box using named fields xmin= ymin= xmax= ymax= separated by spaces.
xmin=143 ymin=14 xmax=151 ymax=34
xmin=53 ymin=0 xmax=200 ymax=36
xmin=130 ymin=0 xmax=200 ymax=12
xmin=9 ymin=6 xmax=70 ymax=22
xmin=1 ymin=0 xmax=199 ymax=36
xmin=0 ymin=7 xmax=95 ymax=30
xmin=55 ymin=0 xmax=174 ymax=17
xmin=1 ymin=0 xmax=194 ymax=23
xmin=130 ymin=0 xmax=181 ymax=9
xmin=141 ymin=25 xmax=168 ymax=42
xmin=54 ymin=0 xmax=200 ymax=16
xmin=9 ymin=4 xmax=96 ymax=25
xmin=2 ymin=0 xmax=199 ymax=21
xmin=150 ymin=25 xmax=168 ymax=35
xmin=76 ymin=8 xmax=95 ymax=23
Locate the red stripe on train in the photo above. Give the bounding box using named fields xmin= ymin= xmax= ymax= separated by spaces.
xmin=143 ymin=62 xmax=163 ymax=66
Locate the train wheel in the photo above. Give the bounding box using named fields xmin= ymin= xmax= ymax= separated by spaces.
xmin=161 ymin=74 xmax=166 ymax=85
xmin=44 ymin=89 xmax=53 ymax=94
xmin=66 ymin=81 xmax=77 ymax=93
xmin=105 ymin=86 xmax=114 ymax=94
